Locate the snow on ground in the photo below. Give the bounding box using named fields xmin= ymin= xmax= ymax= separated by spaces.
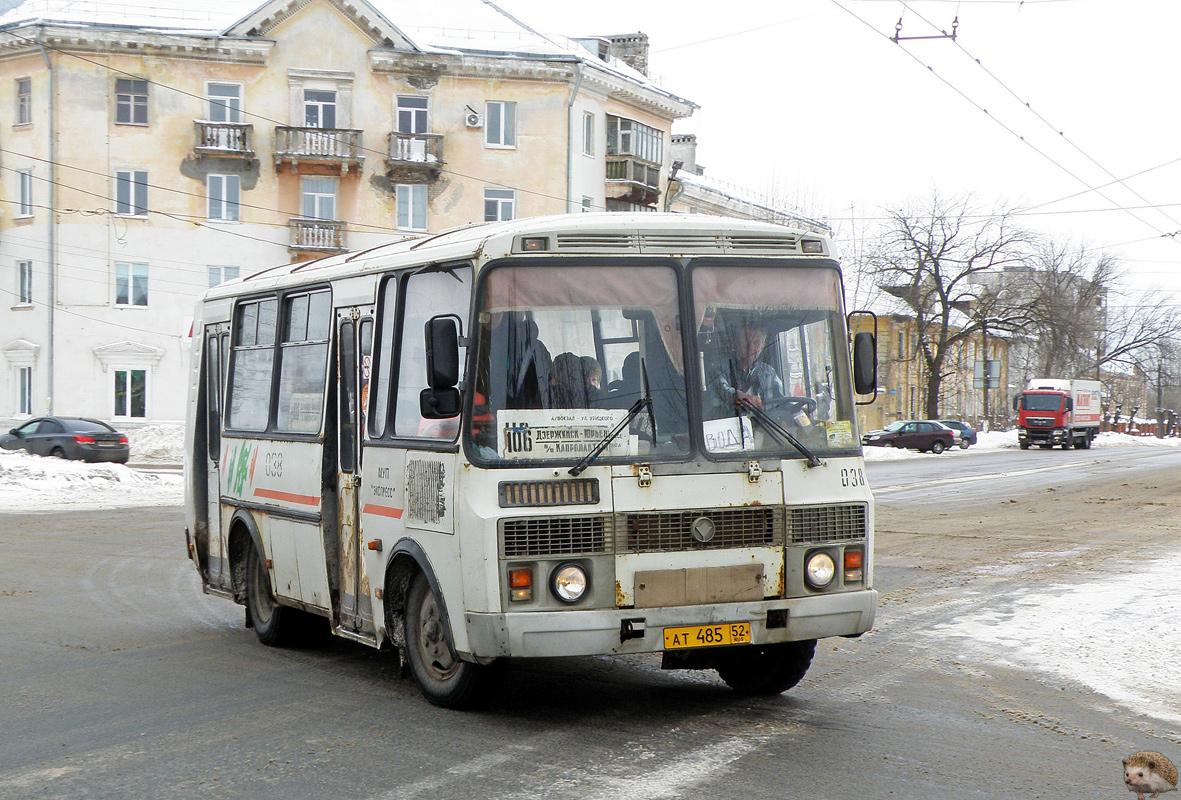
xmin=0 ymin=424 xmax=185 ymax=512
xmin=929 ymin=552 xmax=1181 ymax=726
xmin=862 ymin=428 xmax=1181 ymax=461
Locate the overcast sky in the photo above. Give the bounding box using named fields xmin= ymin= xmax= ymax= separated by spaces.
xmin=498 ymin=0 xmax=1181 ymax=296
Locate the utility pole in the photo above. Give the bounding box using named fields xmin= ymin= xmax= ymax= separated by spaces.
xmin=981 ymin=323 xmax=990 ymax=431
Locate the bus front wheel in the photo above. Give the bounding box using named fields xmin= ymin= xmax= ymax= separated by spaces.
xmin=405 ymin=572 xmax=503 ymax=709
xmin=245 ymin=543 xmax=298 ymax=647
xmin=715 ymin=639 xmax=816 ymax=695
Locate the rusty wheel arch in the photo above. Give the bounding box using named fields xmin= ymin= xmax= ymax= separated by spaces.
xmin=227 ymin=510 xmax=264 ymax=605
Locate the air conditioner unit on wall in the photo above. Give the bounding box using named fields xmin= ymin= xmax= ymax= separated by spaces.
xmin=465 ymin=111 xmax=483 ymax=128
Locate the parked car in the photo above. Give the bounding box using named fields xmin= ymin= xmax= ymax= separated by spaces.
xmin=0 ymin=417 xmax=130 ymax=464
xmin=936 ymin=419 xmax=978 ymax=449
xmin=861 ymin=420 xmax=956 ymax=454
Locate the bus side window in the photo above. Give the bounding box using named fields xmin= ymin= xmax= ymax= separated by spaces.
xmin=228 ymin=297 xmax=278 ymax=431
xmin=394 ymin=267 xmax=472 ymax=439
xmin=370 ymin=278 xmax=398 ymax=438
xmin=276 ymin=289 xmax=332 ymax=434
xmin=205 ymin=332 xmax=221 ymax=457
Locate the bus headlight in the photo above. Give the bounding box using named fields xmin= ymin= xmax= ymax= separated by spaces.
xmin=550 ymin=563 xmax=589 ymax=603
xmin=804 ymin=551 xmax=836 ymax=589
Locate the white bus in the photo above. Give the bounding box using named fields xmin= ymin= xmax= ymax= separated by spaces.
xmin=184 ymin=213 xmax=879 ymax=708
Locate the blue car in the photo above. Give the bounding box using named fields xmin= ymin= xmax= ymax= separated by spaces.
xmin=936 ymin=420 xmax=978 ymax=449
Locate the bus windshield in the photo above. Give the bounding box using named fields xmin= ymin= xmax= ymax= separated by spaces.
xmin=468 ymin=263 xmax=690 ymax=464
xmin=693 ymin=263 xmax=859 ymax=458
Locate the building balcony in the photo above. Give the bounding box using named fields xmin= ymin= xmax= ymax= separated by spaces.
xmin=289 ymin=218 xmax=346 ymax=253
xmin=194 ymin=121 xmax=255 ymax=161
xmin=274 ymin=127 xmax=364 ymax=173
xmin=606 ymin=155 xmax=661 ymax=206
xmin=385 ymin=132 xmax=443 ymax=182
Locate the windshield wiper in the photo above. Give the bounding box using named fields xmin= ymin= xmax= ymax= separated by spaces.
xmin=736 ymin=398 xmax=824 ymax=468
xmin=569 ymin=360 xmax=656 ymax=477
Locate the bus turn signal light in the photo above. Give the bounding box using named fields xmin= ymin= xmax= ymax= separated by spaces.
xmin=509 ymin=567 xmax=533 ymax=602
xmin=844 ymin=548 xmax=864 ymax=583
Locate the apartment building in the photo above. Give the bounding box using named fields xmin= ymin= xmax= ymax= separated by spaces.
xmin=0 ymin=0 xmax=695 ymax=424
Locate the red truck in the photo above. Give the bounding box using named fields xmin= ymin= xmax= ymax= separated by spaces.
xmin=1014 ymin=379 xmax=1102 ymax=450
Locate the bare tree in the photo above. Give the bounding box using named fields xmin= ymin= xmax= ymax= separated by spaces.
xmin=867 ymin=191 xmax=1031 ymax=419
xmin=1099 ymin=292 xmax=1181 ymax=377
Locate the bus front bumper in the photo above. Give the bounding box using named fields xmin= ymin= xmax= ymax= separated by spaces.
xmin=461 ymin=589 xmax=878 ymax=659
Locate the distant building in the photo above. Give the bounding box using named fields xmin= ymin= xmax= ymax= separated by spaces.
xmin=0 ymin=0 xmax=695 ymax=424
xmin=664 ymin=134 xmax=830 ymax=234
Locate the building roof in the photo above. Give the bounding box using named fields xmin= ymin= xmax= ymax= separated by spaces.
xmin=0 ymin=0 xmax=696 ymax=114
xmin=672 ymin=170 xmax=830 ymax=234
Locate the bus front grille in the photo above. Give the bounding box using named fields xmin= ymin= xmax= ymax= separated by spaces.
xmin=617 ymin=507 xmax=786 ymax=553
xmin=789 ymin=504 xmax=868 ymax=544
xmin=500 ymin=515 xmax=613 ymax=557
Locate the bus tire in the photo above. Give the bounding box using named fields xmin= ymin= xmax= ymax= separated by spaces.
xmin=245 ymin=542 xmax=298 ymax=647
xmin=405 ymin=571 xmax=503 ymax=709
xmin=715 ymin=639 xmax=816 ymax=695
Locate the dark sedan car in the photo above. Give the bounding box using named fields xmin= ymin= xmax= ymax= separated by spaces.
xmin=861 ymin=419 xmax=955 ymax=453
xmin=936 ymin=419 xmax=978 ymax=449
xmin=0 ymin=417 xmax=130 ymax=464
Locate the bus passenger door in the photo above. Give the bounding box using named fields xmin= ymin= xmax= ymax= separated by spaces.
xmin=335 ymin=313 xmax=374 ymax=634
xmin=201 ymin=327 xmax=230 ymax=590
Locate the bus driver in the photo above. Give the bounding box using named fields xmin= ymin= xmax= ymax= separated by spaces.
xmin=709 ymin=318 xmax=785 ymax=412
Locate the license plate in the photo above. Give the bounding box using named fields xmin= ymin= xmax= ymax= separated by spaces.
xmin=663 ymin=622 xmax=751 ymax=649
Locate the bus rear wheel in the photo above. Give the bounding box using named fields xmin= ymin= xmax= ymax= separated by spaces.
xmin=715 ymin=639 xmax=816 ymax=695
xmin=245 ymin=543 xmax=299 ymax=647
xmin=405 ymin=572 xmax=503 ymax=709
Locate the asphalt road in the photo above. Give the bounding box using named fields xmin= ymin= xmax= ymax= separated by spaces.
xmin=1 ymin=447 xmax=1178 ymax=799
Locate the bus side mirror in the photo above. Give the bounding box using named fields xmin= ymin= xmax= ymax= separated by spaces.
xmin=421 ymin=315 xmax=462 ymax=420
xmin=425 ymin=316 xmax=460 ymax=389
xmin=852 ymin=331 xmax=876 ymax=396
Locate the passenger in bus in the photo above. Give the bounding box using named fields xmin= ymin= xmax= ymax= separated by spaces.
xmin=550 ymin=352 xmax=592 ymax=408
xmin=708 ymin=318 xmax=785 ymax=413
xmin=581 ymin=355 xmax=603 ymax=402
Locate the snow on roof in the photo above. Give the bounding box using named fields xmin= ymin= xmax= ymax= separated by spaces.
xmin=675 ymin=170 xmax=830 ymax=233
xmin=0 ymin=0 xmax=693 ymax=109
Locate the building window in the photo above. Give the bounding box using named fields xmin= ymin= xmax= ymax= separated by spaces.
xmin=115 ymin=78 xmax=148 ymax=125
xmin=582 ymin=111 xmax=594 ymax=156
xmin=396 ymin=184 xmax=427 ymax=231
xmin=300 ymin=176 xmax=337 ymax=220
xmin=208 ymin=265 xmax=240 ymax=288
xmin=605 ymin=198 xmax=656 ymax=213
xmin=485 ymin=101 xmax=516 ymax=148
xmin=207 ymin=174 xmax=240 ymax=221
xmin=484 ymin=188 xmax=515 ymax=222
xmin=17 ymin=259 xmax=32 ymax=304
xmin=115 ymin=262 xmax=148 ymax=307
xmin=582 ymin=196 xmax=593 ymax=212
xmin=17 ymin=169 xmax=32 ymax=216
xmin=304 ymin=89 xmax=336 ymax=128
xmin=114 ymin=368 xmax=147 ymax=418
xmin=207 ymin=82 xmax=242 ymax=123
xmin=397 ymin=96 xmax=429 ymax=133
xmin=17 ymin=366 xmax=32 ymax=415
xmin=115 ymin=170 xmax=148 ymax=216
xmin=16 ymin=77 xmax=31 ymax=125
xmin=606 ymin=115 xmax=663 ymax=164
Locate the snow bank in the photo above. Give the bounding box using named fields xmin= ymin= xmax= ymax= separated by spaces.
xmin=0 ymin=449 xmax=182 ymax=512
xmin=126 ymin=424 xmax=186 ymax=463
xmin=863 ymin=429 xmax=1181 ymax=461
